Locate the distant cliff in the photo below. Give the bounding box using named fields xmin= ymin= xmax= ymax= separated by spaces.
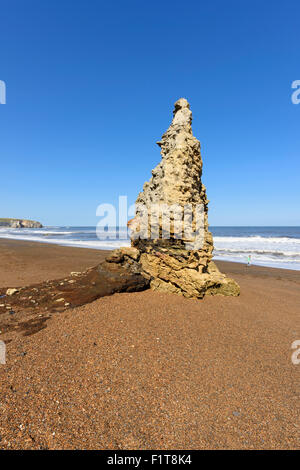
xmin=0 ymin=218 xmax=43 ymax=228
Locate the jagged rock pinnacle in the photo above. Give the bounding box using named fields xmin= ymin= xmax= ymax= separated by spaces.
xmin=108 ymin=99 xmax=240 ymax=299
xmin=171 ymin=97 xmax=192 ymax=127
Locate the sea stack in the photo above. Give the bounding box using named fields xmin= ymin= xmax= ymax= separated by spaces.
xmin=109 ymin=98 xmax=240 ymax=298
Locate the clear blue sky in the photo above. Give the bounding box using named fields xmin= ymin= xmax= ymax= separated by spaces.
xmin=0 ymin=0 xmax=299 ymax=226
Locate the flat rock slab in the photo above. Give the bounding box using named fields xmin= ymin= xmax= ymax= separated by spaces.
xmin=0 ymin=262 xmax=149 ymax=338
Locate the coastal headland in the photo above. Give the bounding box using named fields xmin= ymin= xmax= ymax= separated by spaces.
xmin=0 ymin=239 xmax=299 ymax=449
xmin=0 ymin=218 xmax=43 ymax=228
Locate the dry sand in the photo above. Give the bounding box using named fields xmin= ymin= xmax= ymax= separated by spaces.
xmin=0 ymin=238 xmax=109 ymax=286
xmin=0 ymin=239 xmax=299 ymax=449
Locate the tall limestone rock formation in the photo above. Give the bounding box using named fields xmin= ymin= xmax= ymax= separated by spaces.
xmin=107 ymin=98 xmax=240 ymax=298
xmin=0 ymin=99 xmax=239 ymax=330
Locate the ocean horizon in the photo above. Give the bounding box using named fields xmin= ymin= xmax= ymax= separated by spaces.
xmin=0 ymin=225 xmax=300 ymax=271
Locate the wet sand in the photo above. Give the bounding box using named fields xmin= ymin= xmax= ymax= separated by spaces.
xmin=0 ymin=239 xmax=299 ymax=449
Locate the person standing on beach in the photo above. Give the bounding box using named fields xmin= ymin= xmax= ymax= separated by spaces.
xmin=247 ymin=255 xmax=251 ymax=266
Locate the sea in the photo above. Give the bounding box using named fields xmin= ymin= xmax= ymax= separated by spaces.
xmin=0 ymin=226 xmax=300 ymax=271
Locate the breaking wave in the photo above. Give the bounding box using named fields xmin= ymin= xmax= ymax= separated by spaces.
xmin=0 ymin=226 xmax=300 ymax=270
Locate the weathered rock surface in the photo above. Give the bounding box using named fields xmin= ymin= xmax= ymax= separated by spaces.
xmin=0 ymin=218 xmax=43 ymax=228
xmin=0 ymin=260 xmax=149 ymax=337
xmin=123 ymin=98 xmax=240 ymax=298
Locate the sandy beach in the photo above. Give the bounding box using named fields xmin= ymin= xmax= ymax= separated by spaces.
xmin=0 ymin=239 xmax=299 ymax=449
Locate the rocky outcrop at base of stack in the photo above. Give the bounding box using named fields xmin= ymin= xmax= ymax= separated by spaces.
xmin=0 ymin=218 xmax=43 ymax=228
xmin=106 ymin=245 xmax=239 ymax=299
xmin=111 ymin=98 xmax=240 ymax=299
